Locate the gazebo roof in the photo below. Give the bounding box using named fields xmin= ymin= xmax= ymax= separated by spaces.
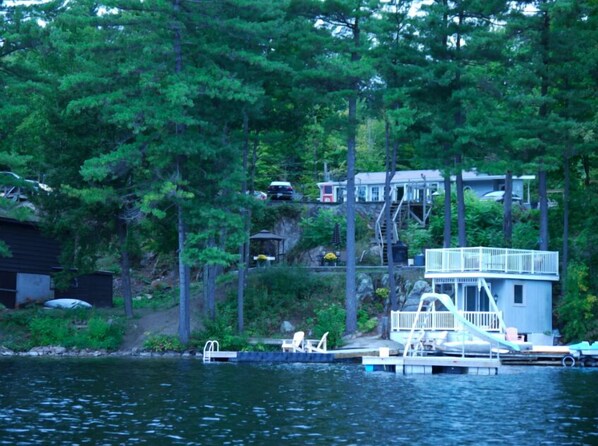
xmin=249 ymin=230 xmax=285 ymax=241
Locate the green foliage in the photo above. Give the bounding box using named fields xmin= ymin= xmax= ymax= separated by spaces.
xmin=298 ymin=208 xmax=370 ymax=252
xmin=71 ymin=316 xmax=124 ymax=351
xmin=240 ymin=267 xmax=342 ymax=335
xmin=558 ymin=263 xmax=598 ymax=342
xmin=193 ymin=305 xmax=248 ymax=351
xmin=299 ymin=209 xmax=346 ymax=250
xmin=357 ymin=309 xmax=378 ymax=334
xmin=402 ymin=222 xmax=434 ymax=258
xmin=113 ymin=283 xmax=178 ymax=310
xmin=251 ymin=204 xmax=303 ymax=234
xmin=424 ymin=192 xmax=542 ymax=250
xmin=0 ymin=240 xmax=12 ymax=258
xmin=30 ymin=315 xmax=71 ymax=346
xmin=308 ymin=304 xmax=346 ymax=349
xmin=143 ymin=334 xmax=185 ymax=352
xmin=0 ymin=309 xmax=124 ymax=352
xmin=375 ymin=288 xmax=389 ymax=300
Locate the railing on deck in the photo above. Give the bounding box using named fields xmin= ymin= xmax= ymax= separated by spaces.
xmin=425 ymin=247 xmax=559 ymax=277
xmin=390 ymin=310 xmax=502 ymax=332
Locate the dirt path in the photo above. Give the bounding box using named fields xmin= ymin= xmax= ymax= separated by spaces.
xmin=120 ymin=306 xmax=202 ymax=350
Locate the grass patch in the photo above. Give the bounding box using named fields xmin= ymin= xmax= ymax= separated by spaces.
xmin=0 ymin=307 xmax=125 ymax=352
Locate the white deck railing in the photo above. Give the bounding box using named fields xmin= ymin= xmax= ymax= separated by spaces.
xmin=390 ymin=310 xmax=502 ymax=332
xmin=425 ymin=247 xmax=558 ymax=277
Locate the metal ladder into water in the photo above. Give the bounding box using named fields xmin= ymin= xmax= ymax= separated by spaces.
xmin=203 ymin=340 xmax=219 ymax=363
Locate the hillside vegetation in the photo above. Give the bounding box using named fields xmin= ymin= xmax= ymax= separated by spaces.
xmin=1 ymin=1 xmax=596 ymax=343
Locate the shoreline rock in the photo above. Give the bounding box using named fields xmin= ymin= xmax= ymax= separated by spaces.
xmin=0 ymin=345 xmax=201 ymax=359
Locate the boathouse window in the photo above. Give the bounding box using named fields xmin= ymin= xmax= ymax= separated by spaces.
xmin=514 ymin=284 xmax=524 ymax=305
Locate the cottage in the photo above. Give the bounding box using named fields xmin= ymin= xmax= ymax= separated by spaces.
xmin=390 ymin=247 xmax=559 ymax=348
xmin=317 ymin=169 xmax=534 ymax=203
xmin=0 ymin=216 xmax=113 ymax=308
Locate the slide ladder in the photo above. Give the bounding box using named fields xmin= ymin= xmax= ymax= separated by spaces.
xmin=403 ymin=298 xmax=435 ymax=357
xmin=203 ymin=340 xmax=219 ymax=363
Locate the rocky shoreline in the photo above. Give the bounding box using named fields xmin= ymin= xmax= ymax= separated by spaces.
xmin=0 ymin=345 xmax=200 ymax=358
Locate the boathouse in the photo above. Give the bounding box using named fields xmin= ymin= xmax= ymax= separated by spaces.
xmin=390 ymin=247 xmax=559 ymax=346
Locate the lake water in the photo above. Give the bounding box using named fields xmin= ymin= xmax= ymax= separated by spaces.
xmin=0 ymin=358 xmax=596 ymax=445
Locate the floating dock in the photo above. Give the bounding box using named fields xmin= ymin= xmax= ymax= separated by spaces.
xmin=363 ymin=355 xmax=500 ymax=375
xmin=203 ymin=351 xmax=335 ymax=363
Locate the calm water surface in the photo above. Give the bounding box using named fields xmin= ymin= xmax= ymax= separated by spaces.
xmin=0 ymin=358 xmax=596 ymax=445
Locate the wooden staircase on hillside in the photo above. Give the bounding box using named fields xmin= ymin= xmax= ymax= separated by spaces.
xmin=375 ymin=183 xmax=435 ymax=265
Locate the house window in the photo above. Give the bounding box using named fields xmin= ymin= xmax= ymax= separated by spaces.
xmin=357 ymin=186 xmax=366 ymax=202
xmin=371 ymin=187 xmax=380 ymax=202
xmin=514 ymin=284 xmax=524 ymax=305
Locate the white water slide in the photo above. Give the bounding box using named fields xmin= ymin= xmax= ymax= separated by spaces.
xmin=412 ymin=292 xmax=521 ymax=353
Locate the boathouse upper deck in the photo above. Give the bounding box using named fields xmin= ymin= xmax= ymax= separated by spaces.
xmin=425 ymin=247 xmax=559 ymax=281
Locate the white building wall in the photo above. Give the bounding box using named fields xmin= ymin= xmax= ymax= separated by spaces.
xmin=494 ymin=279 xmax=552 ymax=335
xmin=16 ymin=273 xmax=54 ymax=306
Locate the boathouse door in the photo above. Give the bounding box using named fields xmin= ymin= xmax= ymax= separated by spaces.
xmin=464 ymin=285 xmax=490 ymax=312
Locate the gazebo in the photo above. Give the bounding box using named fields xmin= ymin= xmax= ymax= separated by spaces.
xmin=249 ymin=230 xmax=285 ymax=263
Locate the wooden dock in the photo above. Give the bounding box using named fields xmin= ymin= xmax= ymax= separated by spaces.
xmin=363 ymin=355 xmax=501 ymax=375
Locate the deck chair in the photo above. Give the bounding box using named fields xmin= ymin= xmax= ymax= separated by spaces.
xmin=505 ymin=327 xmax=525 ymax=342
xmin=306 ymin=332 xmax=328 ymax=353
xmin=281 ymin=331 xmax=305 ymax=352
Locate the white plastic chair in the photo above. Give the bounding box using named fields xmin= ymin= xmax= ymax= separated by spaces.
xmin=306 ymin=332 xmax=329 ymax=353
xmin=505 ymin=327 xmax=525 ymax=342
xmin=281 ymin=331 xmax=305 ymax=352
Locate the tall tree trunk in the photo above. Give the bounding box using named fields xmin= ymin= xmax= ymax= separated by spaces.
xmin=562 ymin=152 xmax=570 ymax=292
xmin=177 ymin=200 xmax=191 ymax=343
xmin=206 ymin=263 xmax=216 ymax=320
xmin=538 ymin=168 xmax=549 ymax=250
xmin=345 ymin=17 xmax=360 ymax=336
xmin=117 ymin=217 xmax=133 ymax=318
xmin=443 ymin=169 xmax=452 ymax=248
xmin=172 ymin=0 xmax=190 ymax=343
xmin=503 ymin=170 xmax=513 ymax=246
xmin=384 ymin=118 xmax=398 ymax=313
xmin=581 ymin=155 xmax=590 ymax=186
xmin=537 ymin=3 xmax=549 ymax=252
xmin=237 ymin=110 xmax=250 ymax=333
xmin=455 ymin=156 xmax=467 ymax=247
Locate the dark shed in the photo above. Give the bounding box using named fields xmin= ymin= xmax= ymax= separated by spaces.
xmin=0 ymin=216 xmax=113 ymax=308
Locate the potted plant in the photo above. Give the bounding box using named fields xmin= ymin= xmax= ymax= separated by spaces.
xmin=256 ymin=254 xmax=268 ymax=267
xmin=323 ymin=252 xmax=337 ymax=266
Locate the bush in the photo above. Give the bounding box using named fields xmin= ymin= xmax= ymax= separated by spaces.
xmin=30 ymin=315 xmax=71 ymax=346
xmin=558 ymin=262 xmax=598 ymax=342
xmin=358 ymin=309 xmax=378 ymax=334
xmin=1 ymin=308 xmax=124 ymax=352
xmin=308 ymin=304 xmax=346 ymax=349
xmin=71 ymin=316 xmax=124 ymax=351
xmin=193 ymin=306 xmax=248 ymax=351
xmin=240 ymin=267 xmax=342 ymax=335
xmin=143 ymin=334 xmax=185 ymax=352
